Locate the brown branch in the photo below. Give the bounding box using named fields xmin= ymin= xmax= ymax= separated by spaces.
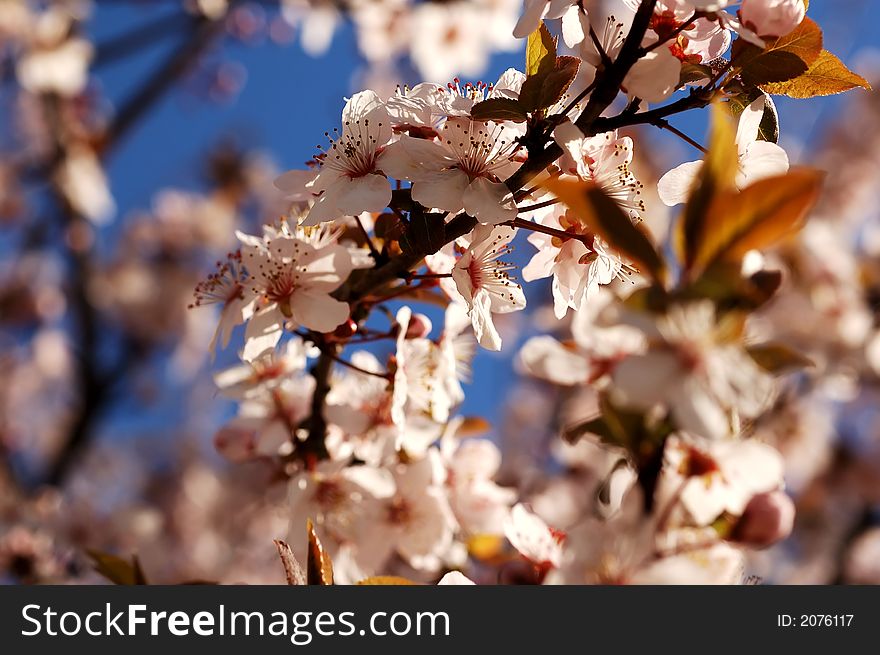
xmin=504 ymin=0 xmax=660 ymax=194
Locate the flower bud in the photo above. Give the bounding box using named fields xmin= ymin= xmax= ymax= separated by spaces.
xmin=739 ymin=0 xmax=806 ymax=38
xmin=731 ymin=490 xmax=795 ymax=548
xmin=328 ymin=318 xmax=357 ymax=341
xmin=405 ymin=313 xmax=433 ymax=339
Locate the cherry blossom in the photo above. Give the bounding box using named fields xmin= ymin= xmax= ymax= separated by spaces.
xmin=504 ymin=503 xmax=564 ymax=569
xmin=451 ymin=225 xmax=526 ymax=351
xmin=658 ymin=97 xmax=789 ymax=206
xmin=214 ymin=376 xmax=316 ymax=461
xmin=285 ymin=91 xmax=395 ymax=226
xmin=514 ymin=0 xmax=585 ymax=41
xmin=441 ymin=421 xmax=516 ymax=536
xmin=739 ymin=0 xmax=805 ymax=38
xmin=237 ymin=231 xmax=353 ymax=361
xmin=611 ymin=301 xmax=775 ymax=439
xmin=518 ymin=288 xmax=645 ymax=385
xmin=365 ymin=452 xmax=458 ymax=571
xmin=656 ymin=434 xmax=786 ymax=526
xmin=383 ymin=117 xmax=523 ymax=224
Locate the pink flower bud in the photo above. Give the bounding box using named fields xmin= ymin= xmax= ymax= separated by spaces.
xmin=731 ymin=490 xmax=795 ymax=548
xmin=405 ymin=313 xmax=433 ymax=339
xmin=740 ymin=0 xmax=806 ymax=38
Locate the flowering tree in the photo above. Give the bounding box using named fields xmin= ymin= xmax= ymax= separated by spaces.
xmin=2 ymin=0 xmax=879 ymax=585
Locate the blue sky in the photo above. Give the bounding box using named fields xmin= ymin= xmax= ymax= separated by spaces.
xmin=82 ymin=1 xmax=878 ymax=438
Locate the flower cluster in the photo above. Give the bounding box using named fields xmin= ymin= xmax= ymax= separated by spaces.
xmin=183 ymin=0 xmax=876 ymax=586
xmin=6 ymin=0 xmax=877 ymax=589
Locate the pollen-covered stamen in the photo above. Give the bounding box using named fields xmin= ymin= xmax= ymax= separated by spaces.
xmin=317 ymin=117 xmax=384 ymax=179
xmin=467 ymin=235 xmax=522 ymax=305
xmin=443 ymin=77 xmax=493 ymax=102
xmin=598 ymin=15 xmax=626 ymax=60
xmin=274 ymin=215 xmax=342 ymax=249
xmin=442 ymin=120 xmax=521 ymax=180
xmin=245 ymin=240 xmax=307 ymax=314
xmin=588 ymin=135 xmax=646 ymax=217
xmin=189 ymin=251 xmax=247 ymax=309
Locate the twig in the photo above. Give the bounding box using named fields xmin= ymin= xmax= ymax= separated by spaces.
xmin=354 ymin=214 xmax=381 ymax=260
xmin=404 ymin=272 xmax=452 ymax=281
xmin=654 ymin=119 xmax=707 ymax=153
xmin=324 ymin=351 xmax=391 ymax=380
xmin=518 ymin=198 xmax=560 ymax=214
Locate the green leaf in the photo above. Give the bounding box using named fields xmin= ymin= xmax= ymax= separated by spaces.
xmin=563 ymin=415 xmax=618 ymax=445
xmin=306 ymin=519 xmax=334 ymax=585
xmin=526 ymin=22 xmax=556 ymax=77
xmin=470 ymin=97 xmax=529 ymax=122
xmin=542 ymin=177 xmax=667 ymax=284
xmin=87 ymin=550 xmax=148 ymax=585
xmin=747 ymin=343 xmax=814 ymax=373
xmin=732 ymin=17 xmax=823 ymax=87
xmin=762 ymin=49 xmax=872 ymax=98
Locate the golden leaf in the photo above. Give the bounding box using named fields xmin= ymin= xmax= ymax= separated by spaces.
xmin=356 ymin=576 xmax=418 ymax=585
xmin=690 ymin=168 xmax=824 ymax=276
xmin=541 ymin=177 xmax=666 ymax=284
xmin=762 ymin=49 xmax=871 ymax=98
xmin=467 ymin=534 xmax=504 ymax=561
xmin=306 ymin=519 xmax=334 ymax=585
xmin=87 ymin=550 xmax=148 ymax=585
xmin=733 ymin=17 xmax=823 ymax=86
xmin=526 ymin=22 xmax=556 ymax=77
xmin=457 ymin=416 xmax=492 ymax=435
xmin=677 ymin=102 xmax=738 ymax=269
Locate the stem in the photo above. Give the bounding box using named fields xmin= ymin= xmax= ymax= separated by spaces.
xmin=504 ymin=0 xmax=660 ymax=194
xmin=654 ymin=119 xmax=707 ymax=153
xmin=41 ymin=95 xmax=106 ymax=488
xmin=41 ymin=13 xmax=232 ymax=486
xmin=354 ymin=214 xmax=381 ymax=260
xmin=560 ymin=79 xmax=599 ymax=117
xmin=510 ymin=217 xmax=587 ymax=246
xmin=300 ymin=350 xmax=333 ymax=460
xmin=405 ymin=272 xmax=453 ymax=281
xmin=518 ymin=198 xmax=560 ymax=213
xmin=325 ymin=351 xmax=391 ymax=380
